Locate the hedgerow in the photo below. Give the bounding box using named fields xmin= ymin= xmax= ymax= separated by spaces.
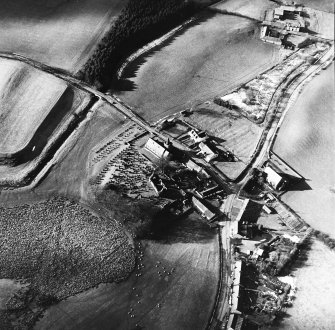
xmin=78 ymin=0 xmax=198 ymax=89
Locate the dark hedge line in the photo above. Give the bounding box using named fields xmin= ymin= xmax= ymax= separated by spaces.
xmin=78 ymin=0 xmax=199 ymax=89
xmin=313 ymin=229 xmax=335 ymax=249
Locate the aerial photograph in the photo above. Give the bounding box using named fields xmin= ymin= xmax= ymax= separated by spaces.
xmin=0 ymin=0 xmax=334 ymax=329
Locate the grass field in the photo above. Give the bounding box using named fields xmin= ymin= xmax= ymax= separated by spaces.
xmin=0 ymin=58 xmax=91 ymax=162
xmin=32 ymin=100 xmax=128 ymax=201
xmin=0 ymin=59 xmax=65 ymax=155
xmin=212 ymin=0 xmax=276 ymax=20
xmin=116 ymin=12 xmax=280 ymax=123
xmin=36 ymin=212 xmax=220 ymax=330
xmin=0 ymin=0 xmax=126 ymax=72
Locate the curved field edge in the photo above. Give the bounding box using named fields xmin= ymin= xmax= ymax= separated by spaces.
xmin=0 ymin=58 xmax=68 ymax=155
xmin=0 ymin=94 xmax=97 ymax=187
xmin=0 ymin=0 xmax=126 ymax=73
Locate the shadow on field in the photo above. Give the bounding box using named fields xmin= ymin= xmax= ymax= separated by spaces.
xmin=115 ymin=10 xmax=216 ymax=92
xmin=286 ymin=179 xmax=312 ymax=192
xmin=13 ymin=87 xmax=74 ymax=164
xmin=150 ymin=211 xmax=216 ymax=244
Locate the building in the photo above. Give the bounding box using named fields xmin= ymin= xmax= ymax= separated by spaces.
xmin=186 ymin=159 xmax=202 ymax=173
xmin=199 ymin=142 xmax=217 ymax=163
xmin=144 ymin=137 xmax=170 ymax=158
xmin=264 ymin=165 xmax=287 ymax=190
xmin=188 ymin=129 xmax=208 ymax=143
xmin=273 ymin=5 xmax=303 ymax=20
xmin=263 ymin=204 xmax=273 ymax=214
xmin=186 ymin=159 xmax=210 ymax=178
xmin=192 ymin=196 xmax=216 ymax=221
xmin=196 ymin=179 xmax=219 ymax=199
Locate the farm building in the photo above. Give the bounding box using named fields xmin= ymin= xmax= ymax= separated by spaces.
xmin=273 ymin=5 xmax=303 ymax=20
xmin=199 ymin=142 xmax=217 ymax=163
xmin=189 ymin=129 xmax=208 ymax=143
xmin=186 ymin=159 xmax=210 ymax=178
xmin=260 ymin=26 xmax=283 ymax=45
xmin=192 ymin=196 xmax=215 ymax=221
xmin=144 ymin=137 xmax=170 ymax=158
xmin=264 ymin=165 xmax=287 ymax=190
xmin=263 ymin=204 xmax=273 ymax=214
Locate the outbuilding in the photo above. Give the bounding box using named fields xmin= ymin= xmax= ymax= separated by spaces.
xmin=264 ymin=165 xmax=287 ymax=190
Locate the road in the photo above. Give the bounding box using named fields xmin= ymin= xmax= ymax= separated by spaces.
xmin=1 ymin=42 xmax=334 ymax=329
xmin=211 ymin=43 xmax=334 ymax=328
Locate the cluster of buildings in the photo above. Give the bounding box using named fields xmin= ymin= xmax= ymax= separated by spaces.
xmin=142 ymin=135 xmax=225 ymax=224
xmin=226 ymin=193 xmax=310 ymax=329
xmin=261 ymin=5 xmax=306 ymax=47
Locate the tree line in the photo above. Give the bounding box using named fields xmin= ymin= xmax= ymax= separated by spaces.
xmin=78 ymin=0 xmax=199 ymax=89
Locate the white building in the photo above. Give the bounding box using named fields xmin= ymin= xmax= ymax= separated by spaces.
xmin=199 ymin=142 xmax=217 ymax=163
xmin=264 ymin=165 xmax=286 ymax=190
xmin=144 ymin=137 xmax=170 ymax=158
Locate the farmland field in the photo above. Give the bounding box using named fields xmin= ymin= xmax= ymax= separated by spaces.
xmin=31 ymin=100 xmax=128 ymax=201
xmin=271 ymin=239 xmax=335 ymax=330
xmin=0 ymin=58 xmax=91 ymax=161
xmin=116 ymin=12 xmax=281 ymax=123
xmin=36 ymin=212 xmax=220 ymax=330
xmin=274 ymin=63 xmax=335 ymax=239
xmin=0 ymin=0 xmax=126 ymax=72
xmin=212 ymin=0 xmax=276 ymax=20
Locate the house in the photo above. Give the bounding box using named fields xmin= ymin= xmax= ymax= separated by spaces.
xmin=144 ymin=137 xmax=170 ymax=158
xmin=192 ymin=196 xmax=216 ymax=221
xmin=199 ymin=142 xmax=218 ymax=163
xmin=264 ymin=165 xmax=287 ymax=190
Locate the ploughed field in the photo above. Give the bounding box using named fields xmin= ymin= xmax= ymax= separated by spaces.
xmin=0 ymin=0 xmax=126 ymax=72
xmin=36 ymin=212 xmax=220 ymax=330
xmin=116 ymin=12 xmax=280 ymax=123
